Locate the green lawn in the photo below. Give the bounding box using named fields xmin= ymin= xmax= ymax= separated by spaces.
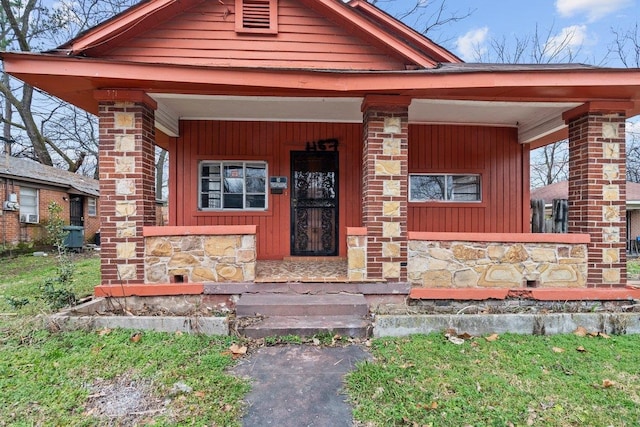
xmin=346 ymin=333 xmax=640 ymax=426
xmin=2 ymin=254 xmax=640 ymax=425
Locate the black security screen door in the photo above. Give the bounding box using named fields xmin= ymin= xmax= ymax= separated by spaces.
xmin=291 ymin=151 xmax=338 ymax=256
xmin=69 ymin=196 xmax=84 ymax=226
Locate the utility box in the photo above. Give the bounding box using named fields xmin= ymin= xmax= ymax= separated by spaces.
xmin=63 ymin=226 xmax=84 ymax=250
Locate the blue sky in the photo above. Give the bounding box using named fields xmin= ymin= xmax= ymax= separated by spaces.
xmin=379 ymin=0 xmax=638 ymax=66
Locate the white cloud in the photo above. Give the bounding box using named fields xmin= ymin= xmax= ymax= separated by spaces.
xmin=555 ymin=0 xmax=632 ymax=22
xmin=545 ymin=25 xmax=588 ymax=57
xmin=456 ymin=27 xmax=489 ymax=62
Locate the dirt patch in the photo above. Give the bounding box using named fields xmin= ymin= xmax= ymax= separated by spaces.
xmin=84 ymin=372 xmax=168 ymax=426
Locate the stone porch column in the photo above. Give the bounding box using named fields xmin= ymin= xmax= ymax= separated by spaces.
xmin=564 ymin=102 xmax=632 ymax=287
xmin=361 ymin=95 xmax=410 ymax=282
xmin=95 ymin=90 xmax=157 ymax=285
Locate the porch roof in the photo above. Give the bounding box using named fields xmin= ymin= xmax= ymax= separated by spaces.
xmin=3 ymin=52 xmax=640 ymax=146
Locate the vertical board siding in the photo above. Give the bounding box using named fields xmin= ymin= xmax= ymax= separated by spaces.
xmin=168 ymin=121 xmax=363 ymax=259
xmin=104 ymin=0 xmax=405 ymax=70
xmin=408 ymin=124 xmax=528 ymax=233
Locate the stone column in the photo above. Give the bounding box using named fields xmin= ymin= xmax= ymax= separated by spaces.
xmin=95 ymin=90 xmax=157 ymax=285
xmin=361 ymin=95 xmax=410 ymax=282
xmin=564 ymin=102 xmax=631 ymax=287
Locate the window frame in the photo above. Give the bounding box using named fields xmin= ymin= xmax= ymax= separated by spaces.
xmin=87 ymin=197 xmax=97 ymax=217
xmin=235 ymin=0 xmax=278 ymax=35
xmin=409 ymin=173 xmax=482 ymax=203
xmin=199 ymin=160 xmax=268 ymax=211
xmin=19 ymin=186 xmax=39 ymax=222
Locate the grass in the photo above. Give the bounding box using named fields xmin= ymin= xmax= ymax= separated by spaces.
xmin=0 ymin=253 xmax=249 ymax=425
xmin=627 ymin=259 xmax=640 ymax=275
xmin=0 ymin=326 xmax=249 ymax=426
xmin=0 ymin=251 xmax=99 ymax=314
xmin=346 ymin=333 xmax=640 ymax=426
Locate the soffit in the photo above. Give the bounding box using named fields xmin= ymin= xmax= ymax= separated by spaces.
xmin=150 ymin=94 xmax=580 ymax=144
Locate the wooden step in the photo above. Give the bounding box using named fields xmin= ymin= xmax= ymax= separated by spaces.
xmin=240 ymin=315 xmax=372 ymax=339
xmin=236 ymin=293 xmax=369 ymax=317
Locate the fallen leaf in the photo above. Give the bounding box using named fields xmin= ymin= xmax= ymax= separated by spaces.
xmin=444 ymin=328 xmax=457 ymax=337
xmin=194 ymin=391 xmax=206 ymax=398
xmin=552 ymin=347 xmax=565 ymax=353
xmin=485 ymin=334 xmax=499 ymax=342
xmin=418 ymin=402 xmax=438 ymax=410
xmin=599 ymin=332 xmax=610 ymax=339
xmin=175 ymin=331 xmax=183 ymax=336
xmin=574 ymin=326 xmax=587 ymax=337
xmin=97 ymin=327 xmax=112 ymax=336
xmin=470 ymin=341 xmax=479 ymax=348
xmin=448 ymin=336 xmax=465 ymax=345
xmin=312 ymin=338 xmax=320 ymax=346
xmin=588 ymin=331 xmax=599 ymax=337
xmin=458 ymin=332 xmax=473 ymax=340
xmin=602 ymin=379 xmax=616 ymax=388
xmin=576 ymin=346 xmax=587 ymax=353
xmin=229 ymin=344 xmax=247 ymax=355
xmin=129 ymin=332 xmax=142 ymax=343
xmin=364 ymin=339 xmax=372 ymax=347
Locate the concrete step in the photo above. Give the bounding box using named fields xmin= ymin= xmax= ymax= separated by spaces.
xmin=240 ymin=315 xmax=372 ymax=338
xmin=236 ymin=293 xmax=369 ymax=317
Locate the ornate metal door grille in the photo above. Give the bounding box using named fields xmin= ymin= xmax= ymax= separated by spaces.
xmin=290 ymin=151 xmax=338 ymax=256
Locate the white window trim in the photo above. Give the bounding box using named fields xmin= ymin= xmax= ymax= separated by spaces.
xmin=87 ymin=197 xmax=97 ymax=217
xmin=409 ymin=173 xmax=482 ymax=203
xmin=19 ymin=187 xmax=39 ymax=223
xmin=199 ymin=160 xmax=268 ymax=211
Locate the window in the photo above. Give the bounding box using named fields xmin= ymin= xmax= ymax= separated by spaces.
xmin=235 ymin=0 xmax=278 ymax=34
xmin=19 ymin=187 xmax=39 ymax=223
xmin=199 ymin=161 xmax=267 ymax=210
xmin=409 ymin=174 xmax=481 ymax=202
xmin=87 ymin=197 xmax=97 ymax=216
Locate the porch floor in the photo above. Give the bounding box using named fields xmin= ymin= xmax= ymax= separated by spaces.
xmin=255 ymin=258 xmax=348 ymax=283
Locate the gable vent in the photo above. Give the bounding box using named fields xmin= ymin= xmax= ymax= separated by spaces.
xmin=236 ymin=0 xmax=278 ymax=34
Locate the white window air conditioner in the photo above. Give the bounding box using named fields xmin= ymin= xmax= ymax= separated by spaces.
xmin=19 ymin=214 xmax=39 ymax=224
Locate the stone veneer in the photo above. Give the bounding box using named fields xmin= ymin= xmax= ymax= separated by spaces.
xmin=143 ymin=226 xmax=256 ymax=283
xmin=347 ymin=227 xmax=367 ymax=281
xmin=408 ymin=234 xmax=590 ymax=289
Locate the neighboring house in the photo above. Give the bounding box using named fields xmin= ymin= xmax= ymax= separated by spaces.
xmin=3 ymin=0 xmax=640 ymax=302
xmin=531 ymin=181 xmax=640 ymax=248
xmin=0 ymin=155 xmax=100 ymax=247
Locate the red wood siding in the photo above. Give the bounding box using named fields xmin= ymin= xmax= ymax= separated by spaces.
xmin=168 ymin=121 xmax=363 ymax=259
xmin=408 ymin=124 xmax=529 ymax=233
xmin=103 ymin=0 xmax=407 ymax=70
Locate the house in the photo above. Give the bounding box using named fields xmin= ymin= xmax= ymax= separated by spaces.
xmin=531 ymin=181 xmax=640 ymax=252
xmin=3 ymin=0 xmax=640 ymax=303
xmin=0 ymin=155 xmax=100 ymax=247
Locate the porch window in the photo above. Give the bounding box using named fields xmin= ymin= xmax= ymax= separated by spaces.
xmin=87 ymin=197 xmax=97 ymax=216
xmin=199 ymin=161 xmax=267 ymax=210
xmin=19 ymin=187 xmax=39 ymax=223
xmin=235 ymin=0 xmax=278 ymax=34
xmin=409 ymin=174 xmax=481 ymax=202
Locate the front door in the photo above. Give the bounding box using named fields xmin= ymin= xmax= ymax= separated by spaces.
xmin=291 ymin=151 xmax=338 ymax=256
xmin=69 ymin=196 xmax=84 ymax=226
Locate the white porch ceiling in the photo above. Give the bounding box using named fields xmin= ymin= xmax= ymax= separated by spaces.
xmin=149 ymin=94 xmax=581 ymax=144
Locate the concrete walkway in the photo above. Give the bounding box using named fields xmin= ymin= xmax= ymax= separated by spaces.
xmin=231 ymin=345 xmax=371 ymax=427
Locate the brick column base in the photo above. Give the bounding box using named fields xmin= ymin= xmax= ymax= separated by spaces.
xmin=97 ymin=91 xmax=157 ymax=285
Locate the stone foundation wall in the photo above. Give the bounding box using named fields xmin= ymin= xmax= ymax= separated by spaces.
xmin=408 ymin=240 xmax=588 ymax=288
xmin=144 ymin=234 xmax=256 ymax=283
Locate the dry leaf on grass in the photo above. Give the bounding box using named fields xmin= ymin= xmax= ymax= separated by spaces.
xmin=602 ymin=379 xmax=616 ymax=388
xmin=576 ymin=346 xmax=587 ymax=353
xmin=97 ymin=327 xmax=112 ymax=336
xmin=229 ymin=344 xmax=247 ymax=355
xmin=129 ymin=332 xmax=142 ymax=343
xmin=448 ymin=336 xmax=465 ymax=345
xmin=552 ymin=347 xmax=565 ymax=353
xmin=574 ymin=326 xmax=588 ymax=337
xmin=458 ymin=332 xmax=473 ymax=340
xmin=485 ymin=334 xmax=499 ymax=342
